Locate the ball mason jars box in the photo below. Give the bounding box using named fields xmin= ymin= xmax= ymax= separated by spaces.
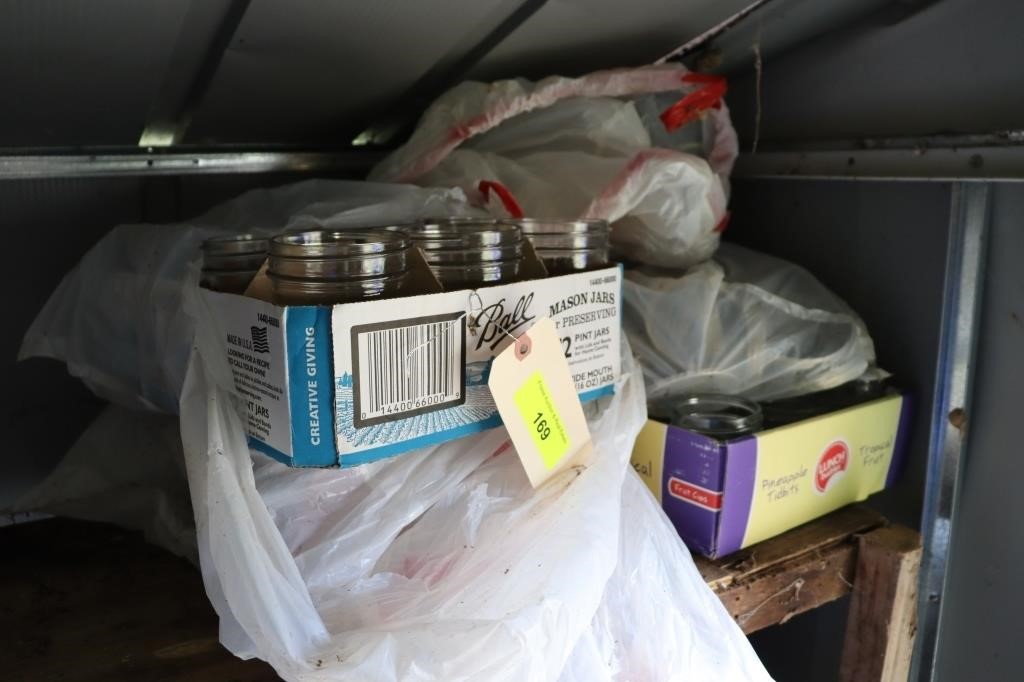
xmin=630 ymin=388 xmax=912 ymax=558
xmin=200 ymin=246 xmax=622 ymax=467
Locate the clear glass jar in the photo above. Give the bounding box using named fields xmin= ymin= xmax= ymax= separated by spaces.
xmin=268 ymin=229 xmax=409 ymax=305
xmin=671 ymin=394 xmax=764 ymax=440
xmin=514 ymin=219 xmax=612 ymax=275
xmin=411 ymin=219 xmax=524 ymax=288
xmin=531 ymin=247 xmax=609 ymax=275
xmin=200 ymin=234 xmax=269 ymax=293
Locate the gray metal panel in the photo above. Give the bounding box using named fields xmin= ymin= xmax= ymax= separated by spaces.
xmin=734 ymin=140 xmax=1024 ymax=181
xmin=728 ymin=179 xmax=952 ymax=528
xmin=1 ymin=172 xmax=327 ymax=511
xmin=2 ymin=178 xmax=152 ymax=511
xmin=668 ymin=0 xmax=891 ymax=72
xmin=914 ymin=182 xmax=991 ymax=681
xmin=467 ymin=0 xmax=752 ymax=81
xmin=0 ymin=150 xmax=379 ymax=179
xmin=0 ymin=0 xmax=189 ymax=146
xmin=727 ymin=178 xmax=953 ymax=679
xmin=934 ymin=183 xmax=1024 ymax=681
xmin=725 ymin=0 xmax=1024 ymax=146
xmin=184 ymin=0 xmax=518 ymax=144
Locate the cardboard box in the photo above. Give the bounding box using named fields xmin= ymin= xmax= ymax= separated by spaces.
xmin=630 ymin=393 xmax=911 ymax=558
xmin=201 ymin=249 xmax=621 ymax=467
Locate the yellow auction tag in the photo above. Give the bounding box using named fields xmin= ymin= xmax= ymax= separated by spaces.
xmin=487 ymin=317 xmax=593 ymax=488
xmin=514 ymin=371 xmax=571 ymax=469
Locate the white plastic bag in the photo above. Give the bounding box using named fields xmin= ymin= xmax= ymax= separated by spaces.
xmin=19 ymin=180 xmax=471 ymax=413
xmin=563 ymin=473 xmax=775 ymax=681
xmin=13 ymin=404 xmax=197 ymax=561
xmin=371 ymin=64 xmax=738 ymax=269
xmin=625 ymin=242 xmax=876 ymax=408
xmin=180 ymin=271 xmax=771 ymax=679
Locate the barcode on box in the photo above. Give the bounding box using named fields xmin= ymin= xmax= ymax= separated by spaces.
xmin=350 ymin=313 xmax=466 ymax=428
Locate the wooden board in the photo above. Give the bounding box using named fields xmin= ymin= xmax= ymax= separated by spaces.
xmin=0 ymin=518 xmax=281 ymax=682
xmin=696 ymin=504 xmax=887 ymax=634
xmin=839 ymin=526 xmax=923 ymax=682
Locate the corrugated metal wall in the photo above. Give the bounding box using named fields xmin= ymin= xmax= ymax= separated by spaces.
xmin=934 ymin=183 xmax=1024 ymax=682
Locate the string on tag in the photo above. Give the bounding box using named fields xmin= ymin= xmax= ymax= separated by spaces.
xmin=402 ymin=290 xmax=525 ymax=382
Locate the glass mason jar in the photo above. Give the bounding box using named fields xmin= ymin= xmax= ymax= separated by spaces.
xmin=411 ymin=219 xmax=524 ymax=288
xmin=671 ymin=394 xmax=764 ymax=440
xmin=267 ymin=229 xmax=410 ymax=305
xmin=514 ymin=219 xmax=611 ymax=275
xmin=200 ymin=234 xmax=269 ymax=294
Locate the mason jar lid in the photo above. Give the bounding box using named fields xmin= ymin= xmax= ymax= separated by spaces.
xmin=515 ymin=218 xmax=609 ymax=236
xmin=202 ymin=234 xmax=269 ymax=256
xmin=270 ymin=230 xmax=409 ymax=258
xmin=671 ymin=394 xmax=763 ymax=439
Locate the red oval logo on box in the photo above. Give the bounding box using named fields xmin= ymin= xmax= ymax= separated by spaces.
xmin=815 ymin=440 xmax=849 ymax=493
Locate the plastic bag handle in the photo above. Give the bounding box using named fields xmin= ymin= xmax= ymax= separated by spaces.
xmin=478 ymin=180 xmax=525 ymax=219
xmin=714 ymin=211 xmax=731 ymax=233
xmin=660 ymin=73 xmax=728 ymax=132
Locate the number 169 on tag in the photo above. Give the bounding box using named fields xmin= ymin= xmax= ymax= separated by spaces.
xmin=532 ymin=412 xmax=552 ymax=441
xmin=514 ymin=371 xmax=570 ymax=469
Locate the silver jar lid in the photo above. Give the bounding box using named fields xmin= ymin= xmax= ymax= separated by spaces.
xmin=671 ymin=394 xmax=764 ymax=440
xmin=270 ymin=230 xmax=409 ymax=259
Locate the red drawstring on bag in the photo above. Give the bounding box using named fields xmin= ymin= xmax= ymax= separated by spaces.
xmin=478 ymin=180 xmax=525 ymax=219
xmin=714 ymin=211 xmax=731 ymax=234
xmin=660 ymin=73 xmax=728 ymax=133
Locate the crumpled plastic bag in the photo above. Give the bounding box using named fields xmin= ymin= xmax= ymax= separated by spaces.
xmin=625 ymin=242 xmax=876 ymax=409
xmin=371 ymin=64 xmax=738 ymax=269
xmin=19 ymin=180 xmax=471 ymax=413
xmin=13 ymin=404 xmax=197 ymax=561
xmin=180 ymin=270 xmax=771 ymax=679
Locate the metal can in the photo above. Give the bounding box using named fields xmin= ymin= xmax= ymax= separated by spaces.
xmin=671 ymin=394 xmax=764 ymax=440
xmin=267 ymin=229 xmax=409 ymax=305
xmin=515 ymin=219 xmax=611 ymax=275
xmin=200 ymin=234 xmax=269 ymax=293
xmin=411 ymin=219 xmax=524 ymax=288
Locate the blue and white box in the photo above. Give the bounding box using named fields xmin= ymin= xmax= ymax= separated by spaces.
xmin=201 ymin=260 xmax=622 ymax=467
